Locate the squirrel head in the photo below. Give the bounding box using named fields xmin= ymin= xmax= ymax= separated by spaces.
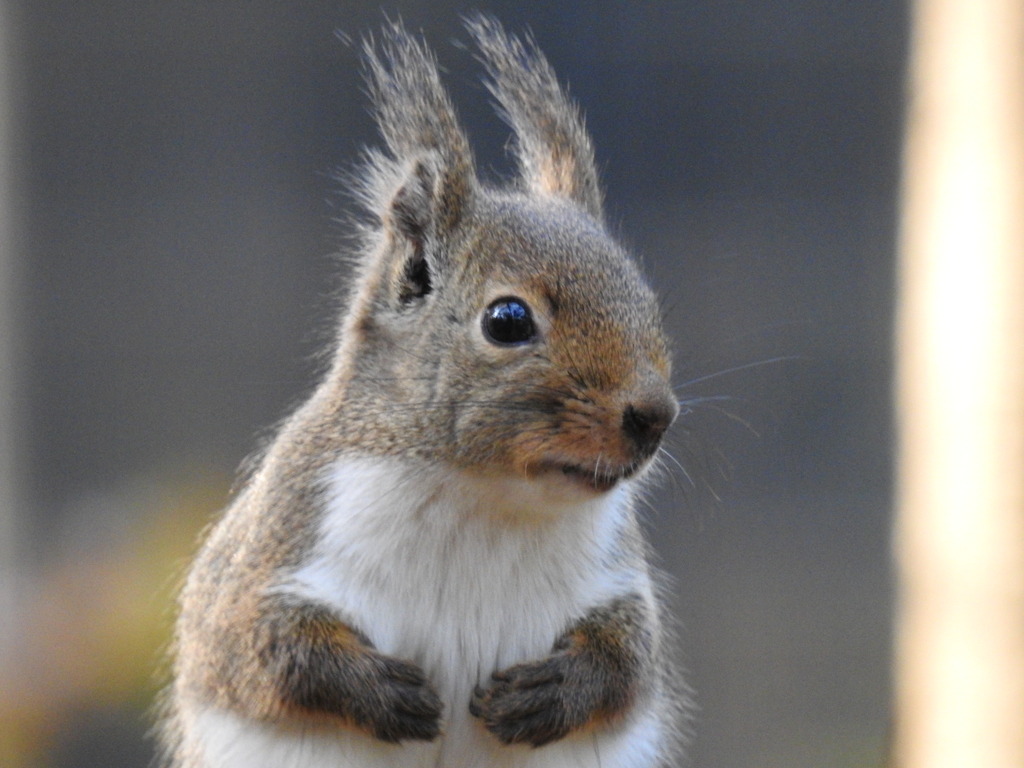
xmin=328 ymin=17 xmax=677 ymax=498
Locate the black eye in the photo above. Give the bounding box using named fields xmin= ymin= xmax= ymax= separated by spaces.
xmin=482 ymin=297 xmax=537 ymax=346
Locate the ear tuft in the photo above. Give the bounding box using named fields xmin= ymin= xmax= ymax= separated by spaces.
xmin=466 ymin=14 xmax=604 ymax=221
xmin=362 ymin=21 xmax=475 ymax=242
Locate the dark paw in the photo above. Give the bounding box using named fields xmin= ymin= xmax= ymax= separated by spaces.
xmin=364 ymin=656 xmax=444 ymax=742
xmin=265 ymin=601 xmax=443 ymax=742
xmin=469 ymin=654 xmax=596 ymax=747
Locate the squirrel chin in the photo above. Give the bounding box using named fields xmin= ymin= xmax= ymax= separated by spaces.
xmin=503 ymin=459 xmax=647 ymax=505
xmin=462 ymin=464 xmax=635 ymax=510
xmin=532 ymin=469 xmax=619 ymax=500
xmin=545 ymin=461 xmax=644 ymax=494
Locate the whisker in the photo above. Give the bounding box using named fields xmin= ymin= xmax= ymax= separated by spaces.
xmin=676 ymin=394 xmax=741 ymax=415
xmin=699 ymin=403 xmax=760 ymax=437
xmin=673 ymin=356 xmax=800 ymax=390
xmin=348 ymin=401 xmax=558 ymax=415
xmin=658 ymin=446 xmax=695 ymax=489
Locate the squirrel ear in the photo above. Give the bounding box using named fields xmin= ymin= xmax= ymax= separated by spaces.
xmin=385 ymin=155 xmax=442 ymax=304
xmin=364 ymin=21 xmax=475 ymax=242
xmin=467 ymin=15 xmax=604 ymax=222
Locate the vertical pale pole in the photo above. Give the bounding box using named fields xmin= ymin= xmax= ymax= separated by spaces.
xmin=895 ymin=0 xmax=1024 ymax=766
xmin=0 ymin=0 xmax=20 ymax=653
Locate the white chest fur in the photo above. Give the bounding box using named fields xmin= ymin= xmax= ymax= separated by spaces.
xmin=192 ymin=457 xmax=665 ymax=768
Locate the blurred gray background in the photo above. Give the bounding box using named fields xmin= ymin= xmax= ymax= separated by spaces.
xmin=3 ymin=1 xmax=905 ymax=766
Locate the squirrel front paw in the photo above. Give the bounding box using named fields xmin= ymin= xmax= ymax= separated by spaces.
xmin=264 ymin=601 xmax=443 ymax=743
xmin=468 ymin=653 xmax=605 ymax=747
xmin=353 ymin=654 xmax=444 ymax=743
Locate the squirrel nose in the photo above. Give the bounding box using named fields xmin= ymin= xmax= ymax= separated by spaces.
xmin=621 ymin=397 xmax=678 ymax=460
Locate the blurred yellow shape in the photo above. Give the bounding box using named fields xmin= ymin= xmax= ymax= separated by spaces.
xmin=0 ymin=475 xmax=229 ymax=768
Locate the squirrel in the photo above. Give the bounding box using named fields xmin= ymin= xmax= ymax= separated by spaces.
xmin=162 ymin=16 xmax=684 ymax=768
